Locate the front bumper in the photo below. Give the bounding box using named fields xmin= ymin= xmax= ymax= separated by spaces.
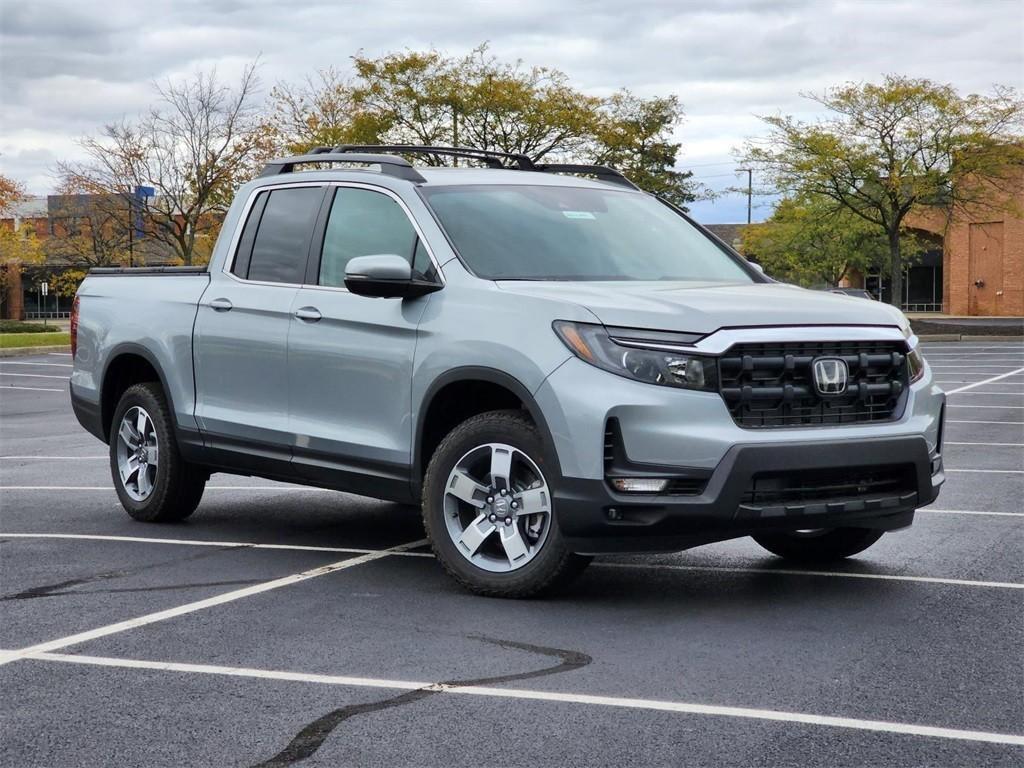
xmin=555 ymin=435 xmax=944 ymax=555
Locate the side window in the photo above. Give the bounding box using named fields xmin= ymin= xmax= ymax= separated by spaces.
xmin=319 ymin=188 xmax=422 ymax=287
xmin=245 ymin=186 xmax=323 ymax=284
xmin=230 ymin=191 xmax=267 ymax=279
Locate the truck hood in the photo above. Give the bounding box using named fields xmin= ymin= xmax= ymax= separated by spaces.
xmin=494 ymin=280 xmax=908 ymax=336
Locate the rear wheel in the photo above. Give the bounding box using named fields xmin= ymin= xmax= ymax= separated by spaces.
xmin=751 ymin=527 xmax=884 ymax=563
xmin=422 ymin=410 xmax=590 ymax=598
xmin=109 ymin=382 xmax=207 ymax=523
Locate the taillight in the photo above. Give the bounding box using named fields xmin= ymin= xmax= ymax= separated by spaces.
xmin=70 ymin=295 xmax=80 ymax=359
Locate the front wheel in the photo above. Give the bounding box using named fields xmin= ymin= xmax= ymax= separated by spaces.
xmin=422 ymin=410 xmax=590 ymax=598
xmin=752 ymin=527 xmax=884 ymax=563
xmin=109 ymin=382 xmax=207 ymax=523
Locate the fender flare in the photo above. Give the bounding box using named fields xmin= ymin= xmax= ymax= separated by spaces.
xmin=99 ymin=342 xmax=178 ymax=441
xmin=412 ymin=366 xmax=563 ymax=494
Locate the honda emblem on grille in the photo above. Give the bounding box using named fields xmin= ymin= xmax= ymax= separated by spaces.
xmin=812 ymin=357 xmax=849 ymax=395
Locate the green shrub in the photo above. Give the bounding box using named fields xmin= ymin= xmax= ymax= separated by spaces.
xmin=0 ymin=320 xmax=53 ymax=333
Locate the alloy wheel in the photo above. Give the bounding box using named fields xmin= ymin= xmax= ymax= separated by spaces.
xmin=115 ymin=406 xmax=159 ymax=501
xmin=443 ymin=442 xmax=552 ymax=573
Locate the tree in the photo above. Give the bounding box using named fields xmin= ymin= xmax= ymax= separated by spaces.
xmin=46 ymin=268 xmax=88 ymax=299
xmin=44 ymin=180 xmax=132 ymax=268
xmin=59 ymin=63 xmax=267 ymax=265
xmin=269 ymin=46 xmax=702 ymax=206
xmin=592 ymin=91 xmax=699 ymax=208
xmin=0 ymin=173 xmax=27 ymax=215
xmin=741 ymin=76 xmax=1024 ymax=306
xmin=741 ymin=194 xmax=920 ymax=288
xmin=0 ymin=174 xmax=44 ymax=315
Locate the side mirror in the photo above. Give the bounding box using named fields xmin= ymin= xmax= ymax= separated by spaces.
xmin=344 ymin=254 xmax=442 ymax=299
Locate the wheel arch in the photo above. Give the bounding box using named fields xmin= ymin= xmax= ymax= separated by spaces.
xmin=100 ymin=344 xmax=175 ymax=443
xmin=413 ymin=367 xmax=562 ymax=496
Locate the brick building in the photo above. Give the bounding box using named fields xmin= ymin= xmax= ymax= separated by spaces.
xmin=709 ymin=167 xmax=1023 ymax=317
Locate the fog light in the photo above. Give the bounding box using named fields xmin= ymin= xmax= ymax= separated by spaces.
xmin=610 ymin=477 xmax=669 ymax=493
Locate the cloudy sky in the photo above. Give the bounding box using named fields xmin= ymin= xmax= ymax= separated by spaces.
xmin=1 ymin=0 xmax=1021 ymax=222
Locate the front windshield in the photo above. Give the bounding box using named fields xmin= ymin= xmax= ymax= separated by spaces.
xmin=421 ymin=184 xmax=754 ymax=282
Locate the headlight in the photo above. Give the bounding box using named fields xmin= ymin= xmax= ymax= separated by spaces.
xmin=908 ymin=347 xmax=926 ymax=383
xmin=553 ymin=321 xmax=717 ymax=391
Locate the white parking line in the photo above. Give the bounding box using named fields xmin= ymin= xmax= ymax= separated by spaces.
xmin=0 ymin=456 xmax=106 ymax=460
xmin=596 ymin=562 xmax=1024 ymax=590
xmin=945 ymin=468 xmax=1024 ymax=474
xmin=18 ymin=651 xmax=1024 ymax=747
xmin=946 ymin=367 xmax=1024 ymax=395
xmin=947 ymin=405 xmax=1024 ymax=410
xmin=0 ymin=537 xmax=427 ymax=666
xmin=2 ymin=533 xmax=1018 ymax=589
xmin=48 ymin=353 xmax=72 ymax=357
xmin=949 ymin=392 xmax=1024 ymax=397
xmin=0 ymin=532 xmax=433 ymax=557
xmin=921 ymin=509 xmax=1022 ymax=517
xmin=944 ymin=442 xmax=1024 ymax=447
xmin=0 ymin=361 xmax=73 ymax=368
xmin=947 ymin=420 xmax=1024 ymax=425
xmin=0 ymin=385 xmax=64 ymax=393
xmin=0 ymin=372 xmax=70 ymax=380
xmin=0 ymin=485 xmax=337 ymax=491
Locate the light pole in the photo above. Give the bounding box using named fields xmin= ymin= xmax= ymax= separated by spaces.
xmin=736 ymin=168 xmax=753 ymax=224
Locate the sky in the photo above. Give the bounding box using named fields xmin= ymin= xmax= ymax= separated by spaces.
xmin=1 ymin=0 xmax=1022 ymax=223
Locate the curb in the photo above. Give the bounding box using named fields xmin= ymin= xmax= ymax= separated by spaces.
xmin=0 ymin=345 xmax=72 ymax=358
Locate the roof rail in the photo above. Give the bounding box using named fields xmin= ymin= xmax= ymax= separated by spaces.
xmin=332 ymin=145 xmax=537 ymax=170
xmin=535 ymin=163 xmax=640 ymax=190
xmin=259 ymin=152 xmax=427 ymax=183
xmin=259 ymin=145 xmax=640 ymax=190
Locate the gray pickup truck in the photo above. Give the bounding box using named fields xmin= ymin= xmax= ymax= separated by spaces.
xmin=70 ymin=145 xmax=946 ymax=597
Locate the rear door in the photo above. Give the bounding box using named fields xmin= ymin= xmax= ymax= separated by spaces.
xmin=194 ymin=183 xmax=326 ymax=470
xmin=287 ymin=183 xmax=439 ymax=497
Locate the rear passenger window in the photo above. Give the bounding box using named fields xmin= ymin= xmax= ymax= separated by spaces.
xmin=243 ymin=187 xmax=323 ymax=284
xmin=319 ymin=188 xmax=422 ymax=287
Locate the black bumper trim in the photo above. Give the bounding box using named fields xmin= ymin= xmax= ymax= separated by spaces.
xmin=555 ymin=435 xmax=941 ymax=554
xmin=70 ymin=389 xmax=106 ymax=443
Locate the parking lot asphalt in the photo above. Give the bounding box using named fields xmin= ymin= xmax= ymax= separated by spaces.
xmin=1 ymin=343 xmax=1022 ymax=767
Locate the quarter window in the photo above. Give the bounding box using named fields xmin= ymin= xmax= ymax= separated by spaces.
xmin=242 ymin=186 xmax=323 ymax=284
xmin=319 ymin=188 xmax=426 ymax=287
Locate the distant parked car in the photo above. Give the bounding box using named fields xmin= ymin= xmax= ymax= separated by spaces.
xmin=827 ymin=287 xmax=877 ymax=300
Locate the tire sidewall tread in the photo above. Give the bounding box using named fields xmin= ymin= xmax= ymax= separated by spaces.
xmin=109 ymin=382 xmax=205 ymax=523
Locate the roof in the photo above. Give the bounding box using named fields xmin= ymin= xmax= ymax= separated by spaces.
xmin=705 ymin=223 xmax=746 ymax=249
xmin=1 ymin=196 xmax=48 ymax=219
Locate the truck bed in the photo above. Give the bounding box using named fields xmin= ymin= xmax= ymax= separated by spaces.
xmin=88 ymin=266 xmax=209 ymax=276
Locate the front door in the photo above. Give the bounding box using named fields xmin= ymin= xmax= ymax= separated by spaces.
xmin=194 ymin=184 xmax=326 ymax=470
xmin=287 ymin=184 xmax=437 ymax=498
xmin=969 ymin=222 xmax=1004 ymax=316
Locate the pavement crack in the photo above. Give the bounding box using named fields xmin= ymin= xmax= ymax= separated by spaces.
xmin=0 ymin=545 xmax=245 ymax=601
xmin=4 ymin=579 xmax=261 ymax=599
xmin=250 ymin=635 xmax=592 ymax=768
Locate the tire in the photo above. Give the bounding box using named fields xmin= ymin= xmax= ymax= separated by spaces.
xmin=751 ymin=527 xmax=885 ymax=563
xmin=422 ymin=410 xmax=590 ymax=598
xmin=109 ymin=382 xmax=207 ymax=523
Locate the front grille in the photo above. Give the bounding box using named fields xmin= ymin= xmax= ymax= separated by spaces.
xmin=742 ymin=465 xmax=917 ymax=506
xmin=719 ymin=340 xmax=908 ymax=428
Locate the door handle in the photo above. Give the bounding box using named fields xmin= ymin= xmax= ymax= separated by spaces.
xmin=209 ymin=298 xmax=233 ymax=312
xmin=294 ymin=306 xmax=322 ymax=322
